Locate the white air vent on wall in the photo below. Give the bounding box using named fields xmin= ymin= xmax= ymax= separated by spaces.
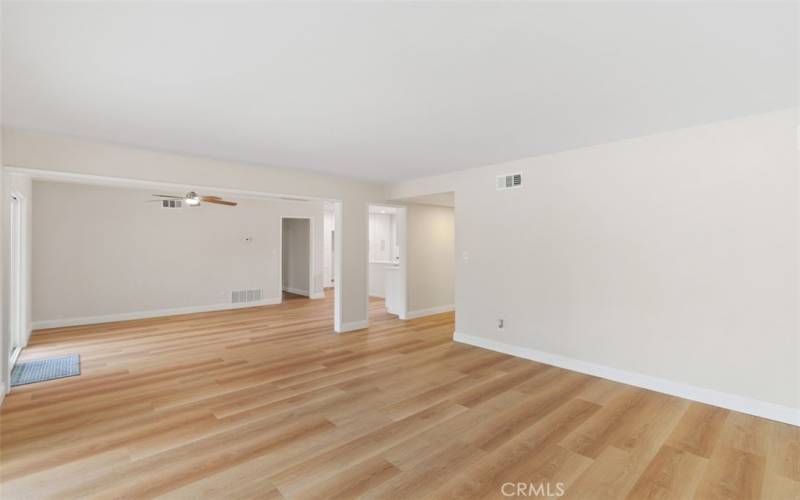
xmin=496 ymin=173 xmax=522 ymax=190
xmin=161 ymin=199 xmax=183 ymax=209
xmin=246 ymin=289 xmax=262 ymax=302
xmin=232 ymin=289 xmax=263 ymax=304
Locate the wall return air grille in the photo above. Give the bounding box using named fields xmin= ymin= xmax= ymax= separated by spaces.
xmin=496 ymin=173 xmax=523 ymax=190
xmin=232 ymin=289 xmax=263 ymax=304
xmin=161 ymin=199 xmax=183 ymax=209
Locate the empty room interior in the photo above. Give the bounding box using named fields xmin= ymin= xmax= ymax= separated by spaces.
xmin=0 ymin=2 xmax=797 ymax=499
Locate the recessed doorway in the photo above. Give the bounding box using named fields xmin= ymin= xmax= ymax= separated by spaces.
xmin=280 ymin=217 xmax=313 ymax=299
xmin=367 ymin=204 xmax=407 ymax=319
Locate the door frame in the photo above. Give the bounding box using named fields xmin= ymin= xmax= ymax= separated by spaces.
xmin=8 ymin=191 xmax=28 ymax=369
xmin=279 ymin=216 xmax=314 ymax=300
xmin=366 ymin=204 xmax=408 ymax=320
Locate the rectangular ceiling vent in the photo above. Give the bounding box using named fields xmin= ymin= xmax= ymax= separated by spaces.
xmin=496 ymin=173 xmax=522 ymax=190
xmin=161 ymin=199 xmax=183 ymax=209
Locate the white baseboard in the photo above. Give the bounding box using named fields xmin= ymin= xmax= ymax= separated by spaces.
xmin=310 ymin=292 xmax=326 ymax=300
xmin=453 ymin=332 xmax=799 ymax=427
xmin=337 ymin=319 xmax=369 ymax=333
xmin=283 ymin=286 xmax=309 ymax=297
xmin=404 ymin=304 xmax=454 ymax=320
xmin=32 ymin=298 xmax=283 ymax=330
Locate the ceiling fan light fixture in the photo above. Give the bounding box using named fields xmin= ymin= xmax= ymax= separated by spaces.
xmin=185 ymin=191 xmax=201 ymax=206
xmin=151 ymin=191 xmax=236 ymax=207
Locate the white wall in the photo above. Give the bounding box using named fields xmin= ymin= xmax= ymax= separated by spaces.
xmin=368 ymin=263 xmax=390 ymax=298
xmin=449 ymin=109 xmax=798 ymax=421
xmin=368 ymin=212 xmax=401 ymax=299
xmin=3 ymin=128 xmax=385 ymax=332
xmin=388 ymin=171 xmax=460 ymax=202
xmin=282 ymin=218 xmax=311 ymax=296
xmin=368 ymin=213 xmax=397 ymax=263
xmin=405 ymin=203 xmax=455 ymax=315
xmin=32 ymin=181 xmax=324 ymax=327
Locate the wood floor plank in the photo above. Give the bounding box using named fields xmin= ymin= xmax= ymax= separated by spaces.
xmin=465 ymin=371 xmax=592 ymax=453
xmin=0 ymin=292 xmax=792 ymax=499
xmin=430 ymin=398 xmax=600 ymax=500
xmin=269 ymin=400 xmax=467 ymax=497
xmin=288 ymin=455 xmax=401 ymax=500
xmin=694 ymin=446 xmax=767 ymax=500
xmin=760 ymin=471 xmax=800 ymax=500
xmin=362 ymin=440 xmax=486 ymax=499
xmin=764 ymin=419 xmax=800 ymax=483
xmin=666 ymin=402 xmax=730 ymax=459
xmin=564 ymin=393 xmax=688 ymax=500
xmin=560 ymin=386 xmax=652 ymax=459
xmin=625 ymin=445 xmax=708 ymax=500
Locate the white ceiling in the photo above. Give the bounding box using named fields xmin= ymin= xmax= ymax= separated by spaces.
xmin=3 ymin=2 xmax=796 ymax=183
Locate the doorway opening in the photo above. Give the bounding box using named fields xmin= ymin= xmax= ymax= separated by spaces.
xmin=367 ymin=204 xmax=406 ymax=319
xmin=280 ymin=217 xmax=313 ymax=300
xmin=387 ymin=192 xmax=455 ymax=321
xmin=8 ymin=193 xmax=26 ymax=369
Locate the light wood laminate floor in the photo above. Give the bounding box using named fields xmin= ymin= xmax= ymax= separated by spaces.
xmin=1 ymin=293 xmax=797 ymax=499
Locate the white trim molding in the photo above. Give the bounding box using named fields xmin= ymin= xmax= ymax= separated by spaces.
xmin=453 ymin=332 xmax=800 ymax=427
xmin=337 ymin=319 xmax=369 ymax=333
xmin=4 ymin=167 xmax=334 ymax=204
xmin=403 ymin=304 xmax=454 ymax=320
xmin=309 ymin=292 xmax=326 ymax=300
xmin=32 ymin=298 xmax=282 ymax=330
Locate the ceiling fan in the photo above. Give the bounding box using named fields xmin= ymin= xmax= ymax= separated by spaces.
xmin=150 ymin=191 xmax=238 ymax=207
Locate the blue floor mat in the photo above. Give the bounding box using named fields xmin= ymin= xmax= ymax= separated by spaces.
xmin=10 ymin=354 xmax=81 ymax=386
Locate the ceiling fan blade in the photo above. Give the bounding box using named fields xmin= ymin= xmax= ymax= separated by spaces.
xmin=152 ymin=194 xmax=184 ymax=199
xmin=203 ymin=198 xmax=238 ymax=206
xmin=201 ymin=195 xmax=222 ymax=200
